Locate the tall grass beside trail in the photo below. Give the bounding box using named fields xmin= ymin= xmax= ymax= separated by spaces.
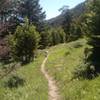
xmin=45 ymin=39 xmax=100 ymax=100
xmin=0 ymin=51 xmax=48 ymax=100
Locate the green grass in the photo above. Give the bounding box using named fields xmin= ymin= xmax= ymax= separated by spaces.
xmin=45 ymin=38 xmax=100 ymax=100
xmin=1 ymin=38 xmax=100 ymax=100
xmin=0 ymin=51 xmax=48 ymax=100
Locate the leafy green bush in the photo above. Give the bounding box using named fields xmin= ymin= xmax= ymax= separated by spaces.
xmin=65 ymin=51 xmax=70 ymax=56
xmin=50 ymin=27 xmax=66 ymax=45
xmin=72 ymin=62 xmax=97 ymax=80
xmin=8 ymin=18 xmax=40 ymax=64
xmin=5 ymin=75 xmax=25 ymax=88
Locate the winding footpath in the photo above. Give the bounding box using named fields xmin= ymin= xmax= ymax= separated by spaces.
xmin=41 ymin=52 xmax=60 ymax=100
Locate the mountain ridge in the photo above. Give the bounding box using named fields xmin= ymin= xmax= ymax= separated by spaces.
xmin=47 ymin=1 xmax=86 ymax=27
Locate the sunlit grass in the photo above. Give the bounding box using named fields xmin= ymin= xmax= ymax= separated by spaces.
xmin=0 ymin=51 xmax=48 ymax=100
xmin=1 ymin=38 xmax=100 ymax=100
xmin=45 ymin=38 xmax=100 ymax=100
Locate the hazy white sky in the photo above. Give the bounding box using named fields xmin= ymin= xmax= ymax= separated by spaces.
xmin=40 ymin=0 xmax=86 ymax=19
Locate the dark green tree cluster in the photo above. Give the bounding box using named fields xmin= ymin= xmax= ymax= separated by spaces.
xmin=39 ymin=26 xmax=66 ymax=48
xmin=70 ymin=0 xmax=100 ymax=79
xmin=87 ymin=0 xmax=100 ymax=73
xmin=0 ymin=0 xmax=67 ymax=64
xmin=0 ymin=0 xmax=45 ymax=34
xmin=70 ymin=19 xmax=83 ymax=41
xmin=74 ymin=0 xmax=100 ymax=78
xmin=8 ymin=18 xmax=40 ymax=64
xmin=50 ymin=27 xmax=66 ymax=45
xmin=60 ymin=7 xmax=72 ymax=42
xmin=59 ymin=6 xmax=84 ymax=42
xmin=39 ymin=25 xmax=52 ymax=49
xmin=18 ymin=0 xmax=46 ymax=32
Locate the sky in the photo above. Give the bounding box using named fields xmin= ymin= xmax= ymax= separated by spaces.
xmin=40 ymin=0 xmax=86 ymax=19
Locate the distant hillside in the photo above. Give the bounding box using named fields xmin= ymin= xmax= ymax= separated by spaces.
xmin=47 ymin=2 xmax=86 ymax=27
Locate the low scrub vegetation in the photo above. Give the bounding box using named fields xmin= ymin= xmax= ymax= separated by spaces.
xmin=5 ymin=75 xmax=25 ymax=88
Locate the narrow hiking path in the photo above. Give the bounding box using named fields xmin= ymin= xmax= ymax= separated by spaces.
xmin=41 ymin=52 xmax=60 ymax=100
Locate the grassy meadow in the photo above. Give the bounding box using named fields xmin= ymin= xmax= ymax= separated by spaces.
xmin=0 ymin=51 xmax=48 ymax=100
xmin=0 ymin=39 xmax=100 ymax=100
xmin=45 ymin=38 xmax=100 ymax=100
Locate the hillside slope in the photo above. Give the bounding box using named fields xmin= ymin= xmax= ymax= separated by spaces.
xmin=47 ymin=2 xmax=86 ymax=27
xmin=0 ymin=51 xmax=48 ymax=100
xmin=1 ymin=39 xmax=100 ymax=100
xmin=45 ymin=39 xmax=100 ymax=100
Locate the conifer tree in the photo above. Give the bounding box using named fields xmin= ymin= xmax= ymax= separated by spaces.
xmin=9 ymin=18 xmax=40 ymax=64
xmin=19 ymin=0 xmax=46 ymax=32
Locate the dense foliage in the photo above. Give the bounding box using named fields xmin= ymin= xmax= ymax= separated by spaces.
xmin=18 ymin=0 xmax=46 ymax=32
xmin=87 ymin=0 xmax=100 ymax=74
xmin=0 ymin=0 xmax=100 ymax=79
xmin=8 ymin=18 xmax=40 ymax=64
xmin=74 ymin=0 xmax=100 ymax=78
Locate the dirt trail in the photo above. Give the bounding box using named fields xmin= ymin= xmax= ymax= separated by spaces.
xmin=41 ymin=52 xmax=60 ymax=100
